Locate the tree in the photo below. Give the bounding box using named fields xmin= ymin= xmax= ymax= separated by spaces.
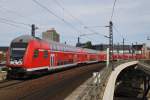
xmin=84 ymin=41 xmax=92 ymax=49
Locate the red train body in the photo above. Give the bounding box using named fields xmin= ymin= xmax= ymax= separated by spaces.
xmin=6 ymin=35 xmax=143 ymax=77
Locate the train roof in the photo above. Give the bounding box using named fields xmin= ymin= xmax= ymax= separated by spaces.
xmin=11 ymin=35 xmax=35 ymax=43
xmin=11 ymin=35 xmax=99 ymax=54
xmin=83 ymin=48 xmax=100 ymax=54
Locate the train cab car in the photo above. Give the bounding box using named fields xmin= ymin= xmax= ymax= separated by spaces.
xmin=7 ymin=35 xmax=50 ymax=76
xmin=7 ymin=35 xmax=87 ymax=77
xmin=7 ymin=34 xmax=144 ymax=78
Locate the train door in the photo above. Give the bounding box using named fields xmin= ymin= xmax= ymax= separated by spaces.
xmin=74 ymin=54 xmax=77 ymax=63
xmin=50 ymin=54 xmax=55 ymax=67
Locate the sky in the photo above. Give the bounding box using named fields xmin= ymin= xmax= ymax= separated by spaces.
xmin=0 ymin=0 xmax=150 ymax=46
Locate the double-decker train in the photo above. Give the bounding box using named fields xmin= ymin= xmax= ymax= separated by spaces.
xmin=6 ymin=35 xmax=143 ymax=77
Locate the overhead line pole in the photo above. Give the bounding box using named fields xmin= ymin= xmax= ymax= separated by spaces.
xmin=109 ymin=21 xmax=114 ymax=70
xmin=31 ymin=24 xmax=38 ymax=37
xmin=123 ymin=38 xmax=125 ymax=58
xmin=132 ymin=43 xmax=134 ymax=59
xmin=106 ymin=21 xmax=114 ymax=70
xmin=31 ymin=24 xmax=35 ymax=37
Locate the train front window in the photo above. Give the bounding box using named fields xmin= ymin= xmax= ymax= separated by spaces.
xmin=33 ymin=49 xmax=39 ymax=58
xmin=10 ymin=42 xmax=28 ymax=60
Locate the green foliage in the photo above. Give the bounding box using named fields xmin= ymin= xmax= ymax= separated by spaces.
xmin=84 ymin=41 xmax=92 ymax=49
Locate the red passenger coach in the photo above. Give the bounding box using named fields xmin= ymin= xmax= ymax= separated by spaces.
xmin=6 ymin=35 xmax=144 ymax=78
xmin=6 ymin=35 xmax=100 ymax=77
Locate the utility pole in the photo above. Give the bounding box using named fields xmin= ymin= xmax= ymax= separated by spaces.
xmin=123 ymin=38 xmax=125 ymax=58
xmin=104 ymin=21 xmax=114 ymax=69
xmin=78 ymin=37 xmax=80 ymax=44
xmin=117 ymin=42 xmax=119 ymax=60
xmin=76 ymin=37 xmax=81 ymax=47
xmin=135 ymin=42 xmax=138 ymax=59
xmin=31 ymin=24 xmax=35 ymax=37
xmin=109 ymin=21 xmax=113 ymax=70
xmin=117 ymin=42 xmax=119 ymax=54
xmin=132 ymin=43 xmax=134 ymax=59
xmin=31 ymin=24 xmax=39 ymax=37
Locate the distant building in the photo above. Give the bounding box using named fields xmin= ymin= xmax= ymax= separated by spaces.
xmin=142 ymin=44 xmax=150 ymax=59
xmin=76 ymin=42 xmax=145 ymax=55
xmin=0 ymin=46 xmax=8 ymax=63
xmin=42 ymin=28 xmax=60 ymax=42
xmin=145 ymin=48 xmax=150 ymax=59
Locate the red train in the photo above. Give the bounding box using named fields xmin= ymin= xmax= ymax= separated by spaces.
xmin=6 ymin=35 xmax=143 ymax=77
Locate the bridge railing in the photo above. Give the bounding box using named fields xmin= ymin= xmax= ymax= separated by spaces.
xmin=139 ymin=59 xmax=150 ymax=65
xmin=77 ymin=60 xmax=133 ymax=100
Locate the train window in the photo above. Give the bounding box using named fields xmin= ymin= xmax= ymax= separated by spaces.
xmin=44 ymin=50 xmax=48 ymax=58
xmin=52 ymin=45 xmax=54 ymax=50
xmin=33 ymin=49 xmax=39 ymax=58
xmin=50 ymin=45 xmax=52 ymax=50
xmin=56 ymin=45 xmax=58 ymax=50
xmin=54 ymin=45 xmax=56 ymax=50
xmin=58 ymin=45 xmax=60 ymax=51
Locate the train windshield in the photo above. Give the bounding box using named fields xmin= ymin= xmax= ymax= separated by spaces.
xmin=10 ymin=42 xmax=28 ymax=60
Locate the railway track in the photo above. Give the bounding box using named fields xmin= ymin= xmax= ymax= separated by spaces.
xmin=0 ymin=63 xmax=105 ymax=100
xmin=0 ymin=80 xmax=24 ymax=89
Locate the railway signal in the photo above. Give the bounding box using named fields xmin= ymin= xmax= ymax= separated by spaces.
xmin=31 ymin=24 xmax=39 ymax=37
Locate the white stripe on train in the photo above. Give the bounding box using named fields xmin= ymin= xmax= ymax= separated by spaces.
xmin=26 ymin=61 xmax=99 ymax=72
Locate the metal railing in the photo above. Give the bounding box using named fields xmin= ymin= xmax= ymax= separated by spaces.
xmin=139 ymin=59 xmax=150 ymax=65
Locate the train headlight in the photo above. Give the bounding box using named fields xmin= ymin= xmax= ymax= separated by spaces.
xmin=18 ymin=60 xmax=22 ymax=64
xmin=10 ymin=61 xmax=14 ymax=64
xmin=8 ymin=67 xmax=12 ymax=70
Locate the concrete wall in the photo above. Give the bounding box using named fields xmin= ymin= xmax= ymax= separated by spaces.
xmin=102 ymin=61 xmax=138 ymax=100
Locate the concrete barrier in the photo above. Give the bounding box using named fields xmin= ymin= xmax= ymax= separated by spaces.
xmin=102 ymin=61 xmax=138 ymax=100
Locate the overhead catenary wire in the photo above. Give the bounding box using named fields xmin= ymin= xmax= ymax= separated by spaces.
xmin=0 ymin=20 xmax=29 ymax=30
xmin=32 ymin=0 xmax=82 ymax=34
xmin=84 ymin=26 xmax=107 ymax=37
xmin=53 ymin=0 xmax=84 ymax=26
xmin=113 ymin=24 xmax=124 ymax=38
xmin=110 ymin=0 xmax=117 ymax=21
xmin=0 ymin=6 xmax=38 ymax=23
xmin=84 ymin=26 xmax=106 ymax=28
xmin=0 ymin=6 xmax=54 ymax=30
xmin=0 ymin=17 xmax=31 ymax=27
xmin=53 ymin=0 xmax=107 ymax=37
xmin=80 ymin=35 xmax=101 ymax=43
